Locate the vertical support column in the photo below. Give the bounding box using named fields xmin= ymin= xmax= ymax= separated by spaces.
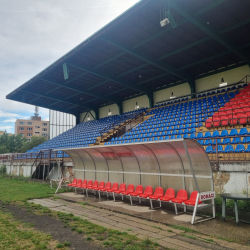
xmin=93 ymin=108 xmax=99 ymax=120
xmin=188 ymin=79 xmax=196 ymax=99
xmin=147 ymin=92 xmax=154 ymax=108
xmin=75 ymin=113 xmax=81 ymax=125
xmin=117 ymin=101 xmax=123 ymax=115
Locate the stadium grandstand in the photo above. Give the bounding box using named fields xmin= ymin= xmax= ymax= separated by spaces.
xmin=2 ymin=0 xmax=250 ymax=220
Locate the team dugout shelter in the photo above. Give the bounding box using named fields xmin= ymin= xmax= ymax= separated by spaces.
xmin=5 ymin=0 xmax=250 ymax=223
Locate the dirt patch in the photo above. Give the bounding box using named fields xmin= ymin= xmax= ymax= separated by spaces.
xmin=0 ymin=202 xmax=112 ymax=250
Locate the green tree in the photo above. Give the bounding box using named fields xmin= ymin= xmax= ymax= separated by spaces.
xmin=0 ymin=132 xmax=48 ymax=154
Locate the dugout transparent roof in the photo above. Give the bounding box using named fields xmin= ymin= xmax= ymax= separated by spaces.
xmin=57 ymin=139 xmax=213 ymax=194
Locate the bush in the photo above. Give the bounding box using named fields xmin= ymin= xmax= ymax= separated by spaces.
xmin=0 ymin=165 xmax=7 ymax=174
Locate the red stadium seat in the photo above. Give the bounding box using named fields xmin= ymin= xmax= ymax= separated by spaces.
xmin=149 ymin=187 xmax=164 ymax=200
xmin=212 ymin=117 xmax=220 ymax=127
xmin=245 ymin=112 xmax=250 ymax=118
xmin=106 ymin=182 xmax=119 ymax=193
xmin=87 ymin=180 xmax=99 ymax=190
xmin=243 ymin=107 xmax=250 ymax=113
xmin=184 ymin=191 xmax=202 ymax=206
xmin=68 ymin=178 xmax=77 ymax=187
xmin=240 ymin=103 xmax=249 ymax=108
xmin=213 ymin=113 xmax=219 ymax=117
xmin=121 ymin=184 xmax=134 ymax=195
xmin=237 ymin=113 xmax=248 ymax=124
xmin=76 ymin=179 xmax=84 ymax=188
xmin=234 ymin=108 xmax=244 ymax=114
xmin=224 ymin=106 xmax=233 ymax=111
xmin=218 ymin=111 xmax=226 ymax=117
xmin=159 ymin=188 xmax=175 ymax=201
xmin=171 ymin=189 xmax=188 ymax=203
xmin=72 ymin=179 xmax=81 ymax=187
xmin=113 ymin=183 xmax=126 ymax=194
xmin=86 ymin=180 xmax=93 ymax=189
xmin=138 ymin=186 xmax=153 ymax=198
xmin=228 ymin=114 xmax=238 ymax=125
xmin=81 ymin=179 xmax=88 ymax=188
xmin=220 ymin=116 xmax=229 ymax=126
xmin=205 ymin=119 xmax=212 ymax=128
xmin=226 ymin=110 xmax=234 ymax=116
xmin=99 ymin=182 xmax=111 ymax=192
xmin=130 ymin=185 xmax=143 ymax=197
xmin=93 ymin=181 xmax=105 ymax=191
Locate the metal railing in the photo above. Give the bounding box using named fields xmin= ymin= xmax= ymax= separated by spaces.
xmin=99 ymin=110 xmax=146 ymax=141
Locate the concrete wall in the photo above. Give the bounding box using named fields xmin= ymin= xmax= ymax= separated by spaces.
xmin=123 ymin=95 xmax=149 ymax=113
xmin=79 ymin=111 xmax=96 ymax=123
xmin=154 ymin=82 xmax=190 ymax=103
xmin=99 ymin=104 xmax=119 ymax=119
xmin=196 ymin=65 xmax=250 ymax=92
xmin=79 ymin=65 xmax=250 ymax=120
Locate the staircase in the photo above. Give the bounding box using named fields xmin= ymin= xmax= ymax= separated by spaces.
xmin=92 ymin=110 xmax=149 ymax=145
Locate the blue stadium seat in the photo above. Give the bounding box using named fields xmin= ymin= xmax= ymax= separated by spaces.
xmin=222 ymin=138 xmax=231 ymax=144
xmin=220 ymin=130 xmax=228 ymax=137
xmin=242 ymin=137 xmax=250 ymax=143
xmin=239 ymin=128 xmax=248 ymax=135
xmin=232 ymin=137 xmax=241 ymax=144
xmin=206 ymin=146 xmax=213 ymax=153
xmin=235 ymin=144 xmax=245 ymax=153
xmin=230 ymin=129 xmax=238 ymax=136
xmin=211 ymin=131 xmax=220 ymax=137
xmin=189 ymin=133 xmax=196 ymax=139
xmin=225 ymin=145 xmax=234 ymax=153
xmin=196 ymin=132 xmax=203 ymax=139
xmin=183 ymin=134 xmax=189 ymax=139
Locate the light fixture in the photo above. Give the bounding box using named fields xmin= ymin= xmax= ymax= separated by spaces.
xmin=160 ymin=18 xmax=170 ymax=27
xmin=87 ymin=115 xmax=90 ymax=121
xmin=219 ymin=78 xmax=227 ymax=87
xmin=139 ymin=75 xmax=142 ymax=78
xmin=170 ymin=92 xmax=176 ymax=99
xmin=108 ymin=109 xmax=112 ymax=116
xmin=135 ymin=102 xmax=139 ymax=109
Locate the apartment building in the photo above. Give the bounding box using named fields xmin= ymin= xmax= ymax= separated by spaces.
xmin=15 ymin=117 xmax=49 ymax=141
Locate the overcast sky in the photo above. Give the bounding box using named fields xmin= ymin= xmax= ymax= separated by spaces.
xmin=0 ymin=0 xmax=140 ymax=133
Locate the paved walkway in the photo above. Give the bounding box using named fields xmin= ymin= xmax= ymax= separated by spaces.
xmin=29 ymin=196 xmax=250 ymax=250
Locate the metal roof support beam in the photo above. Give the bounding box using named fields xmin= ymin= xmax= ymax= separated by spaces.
xmin=68 ymin=62 xmax=151 ymax=95
xmin=132 ymin=0 xmax=227 ymax=49
xmin=39 ymin=78 xmax=118 ymax=104
xmin=21 ymin=89 xmax=94 ymax=110
xmin=169 ymin=0 xmax=250 ymax=65
xmin=100 ymin=37 xmax=194 ymax=82
xmin=77 ymin=0 xmax=227 ymax=94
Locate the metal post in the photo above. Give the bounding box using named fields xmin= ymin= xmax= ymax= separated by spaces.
xmin=183 ymin=140 xmax=200 ymax=193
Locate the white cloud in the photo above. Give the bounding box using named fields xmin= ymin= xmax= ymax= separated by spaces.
xmin=0 ymin=110 xmax=20 ymax=118
xmin=0 ymin=0 xmax=139 ymax=131
xmin=0 ymin=126 xmax=13 ymax=132
xmin=3 ymin=118 xmax=17 ymax=123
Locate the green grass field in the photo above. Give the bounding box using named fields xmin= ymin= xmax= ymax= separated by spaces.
xmin=0 ymin=177 xmax=59 ymax=202
xmin=0 ymin=177 xmax=166 ymax=250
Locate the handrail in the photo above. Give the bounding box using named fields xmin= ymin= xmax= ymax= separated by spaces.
xmin=100 ymin=111 xmax=146 ymax=141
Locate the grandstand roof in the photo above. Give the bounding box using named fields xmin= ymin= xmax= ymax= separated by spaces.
xmin=6 ymin=0 xmax=250 ymax=116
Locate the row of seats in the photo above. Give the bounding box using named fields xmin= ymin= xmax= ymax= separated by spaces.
xmin=206 ymin=144 xmax=248 ymax=153
xmin=68 ymin=179 xmax=201 ymax=207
